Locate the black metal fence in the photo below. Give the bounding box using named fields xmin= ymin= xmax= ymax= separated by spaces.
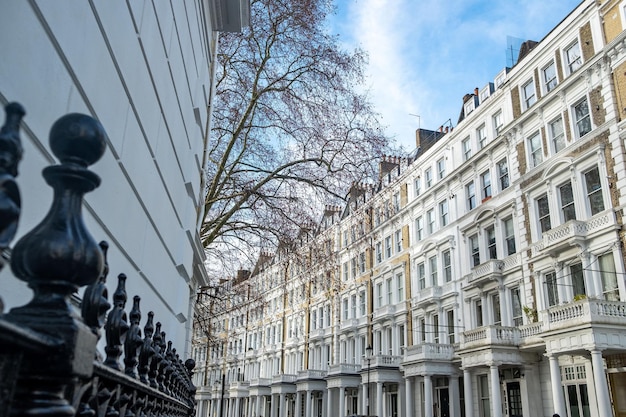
xmin=0 ymin=103 xmax=196 ymax=417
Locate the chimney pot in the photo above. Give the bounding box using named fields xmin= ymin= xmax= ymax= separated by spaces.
xmin=474 ymin=87 xmax=479 ymax=96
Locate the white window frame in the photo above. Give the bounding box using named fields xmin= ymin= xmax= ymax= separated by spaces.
xmin=542 ymin=60 xmax=558 ymax=93
xmin=414 ymin=177 xmax=421 ymax=197
xmin=437 ymin=158 xmax=446 ymax=179
xmin=462 ymin=136 xmax=472 ymax=161
xmin=549 ymin=116 xmax=565 ymax=153
xmin=427 ymin=209 xmax=435 ymax=234
xmin=477 ymin=124 xmax=487 ymax=149
xmin=425 ymin=168 xmax=433 ymax=188
xmin=439 ymin=199 xmax=449 ymax=227
xmin=572 ymin=97 xmax=591 ymax=138
xmin=583 ymin=166 xmax=605 ymax=215
xmin=522 ymin=78 xmax=536 ymax=109
xmin=469 ymin=234 xmax=480 ymax=267
xmin=466 ymin=181 xmax=476 ymax=210
xmin=497 ymin=158 xmax=509 ymax=191
xmin=429 ymin=255 xmax=438 ymax=287
xmin=528 ymin=131 xmax=543 ymax=167
xmin=565 ymin=40 xmax=582 ymax=74
xmin=480 ymin=170 xmax=492 ymax=201
xmin=415 ymin=216 xmax=424 ymax=241
xmin=559 ymin=181 xmax=576 ymax=222
xmin=536 ymin=193 xmax=552 ymax=235
xmin=503 ymin=217 xmax=516 ymax=256
xmin=493 ymin=111 xmax=503 ymax=137
xmin=395 ymin=229 xmax=402 ymax=253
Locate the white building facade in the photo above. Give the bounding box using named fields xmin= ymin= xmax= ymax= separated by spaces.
xmin=0 ymin=0 xmax=248 ymax=355
xmin=195 ymin=0 xmax=626 ymax=416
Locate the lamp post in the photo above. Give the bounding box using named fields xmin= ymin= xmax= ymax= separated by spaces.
xmin=366 ymin=345 xmax=373 ymax=417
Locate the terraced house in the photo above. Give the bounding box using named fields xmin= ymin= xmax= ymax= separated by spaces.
xmin=193 ymin=0 xmax=626 ymax=416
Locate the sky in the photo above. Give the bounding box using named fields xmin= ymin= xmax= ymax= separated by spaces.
xmin=327 ymin=0 xmax=583 ymax=151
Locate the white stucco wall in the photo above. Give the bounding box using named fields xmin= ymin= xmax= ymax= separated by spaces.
xmin=0 ymin=0 xmax=216 ymax=355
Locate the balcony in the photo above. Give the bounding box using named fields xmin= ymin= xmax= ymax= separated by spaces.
xmin=542 ymin=298 xmax=626 ymax=332
xmin=404 ymin=343 xmax=456 ymax=362
xmin=309 ymin=327 xmax=328 ymax=339
xmin=340 ymin=318 xmax=360 ymax=331
xmin=373 ymin=304 xmax=396 ymax=321
xmin=470 ymin=259 xmax=504 ymax=282
xmin=249 ymin=377 xmax=271 ymax=387
xmin=413 ymin=286 xmax=442 ymax=307
xmin=461 ymin=325 xmax=520 ymax=350
xmin=230 ymin=381 xmax=250 ymax=390
xmin=365 ymin=354 xmax=401 ymax=368
xmin=531 ymin=211 xmax=616 ymax=257
xmin=518 ymin=322 xmax=544 ymax=348
xmin=272 ymin=374 xmax=297 ymax=384
xmin=328 ymin=363 xmax=361 ymax=375
xmin=297 ymin=369 xmax=327 ymax=380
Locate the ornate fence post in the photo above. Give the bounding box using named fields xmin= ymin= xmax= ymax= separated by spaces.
xmin=5 ymin=112 xmax=107 ymax=416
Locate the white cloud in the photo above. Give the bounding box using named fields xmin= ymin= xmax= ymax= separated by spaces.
xmin=336 ymin=0 xmax=581 ymax=150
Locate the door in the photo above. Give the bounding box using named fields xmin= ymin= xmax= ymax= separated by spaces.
xmin=506 ymin=382 xmax=522 ymax=417
xmin=436 ymin=388 xmax=450 ymax=417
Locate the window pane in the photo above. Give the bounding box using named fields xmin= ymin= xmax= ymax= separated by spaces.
xmin=529 ymin=133 xmax=543 ymax=167
xmin=567 ymin=42 xmax=582 ymax=73
xmin=571 ymin=262 xmax=586 ymax=297
xmin=560 ymin=182 xmax=576 ymax=221
xmin=487 ymin=227 xmax=497 ymax=259
xmin=600 ymin=253 xmax=619 ymax=301
xmin=546 ymin=272 xmax=559 ymax=306
xmin=523 ymin=80 xmax=536 ymax=108
xmin=574 ymin=99 xmax=591 ymax=137
xmin=550 ymin=117 xmax=565 ymax=153
xmin=443 ymin=250 xmax=452 ymax=282
xmin=505 ymin=217 xmax=516 ymax=255
xmin=498 ymin=159 xmax=509 ymax=190
xmin=537 ymin=194 xmax=551 ymax=233
xmin=585 ymin=167 xmax=604 ymax=215
xmin=481 ymin=171 xmax=492 ymax=199
xmin=470 ymin=235 xmax=480 ymax=267
xmin=543 ymin=62 xmax=557 ymax=91
xmin=467 ymin=182 xmax=476 ymax=209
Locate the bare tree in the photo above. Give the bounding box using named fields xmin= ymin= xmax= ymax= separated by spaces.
xmin=200 ymin=0 xmax=391 ymax=269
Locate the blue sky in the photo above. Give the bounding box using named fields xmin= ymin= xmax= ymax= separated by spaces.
xmin=328 ymin=0 xmax=582 ymax=150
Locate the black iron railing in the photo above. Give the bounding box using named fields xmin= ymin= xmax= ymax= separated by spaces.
xmin=0 ymin=103 xmax=196 ymax=417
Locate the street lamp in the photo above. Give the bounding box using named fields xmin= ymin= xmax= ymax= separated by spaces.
xmin=365 ymin=345 xmax=373 ymax=417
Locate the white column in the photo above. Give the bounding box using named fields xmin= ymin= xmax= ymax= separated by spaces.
xmin=548 ymin=355 xmax=566 ymax=416
xmin=271 ymin=394 xmax=278 ymax=417
xmin=589 ymin=253 xmax=601 ymax=298
xmin=591 ymin=349 xmax=612 ymax=417
xmin=450 ymin=375 xmax=461 ymax=417
xmin=463 ymin=368 xmax=474 ymax=417
xmin=498 ymin=285 xmax=508 ymax=326
xmin=255 ymin=395 xmax=262 ymax=417
xmin=305 ymin=391 xmax=312 ymax=417
xmin=580 ymin=251 xmax=595 ymax=296
xmin=424 ymin=375 xmax=433 ymax=417
xmin=327 ymin=388 xmax=333 ymax=417
xmin=339 ymin=387 xmax=345 ymax=417
xmin=613 ymin=244 xmax=626 ymax=299
xmin=235 ymin=398 xmax=241 ymax=417
xmin=279 ymin=393 xmax=286 ymax=417
xmin=363 ymin=383 xmax=369 ymax=416
xmin=398 ymin=381 xmax=405 ymax=417
xmin=295 ymin=392 xmax=301 ymax=417
xmin=489 ymin=364 xmax=502 ymax=417
xmin=377 ymin=382 xmax=383 ymax=417
xmin=405 ymin=377 xmax=413 ymax=417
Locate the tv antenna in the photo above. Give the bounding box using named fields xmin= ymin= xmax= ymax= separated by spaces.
xmin=409 ymin=113 xmax=421 ymax=130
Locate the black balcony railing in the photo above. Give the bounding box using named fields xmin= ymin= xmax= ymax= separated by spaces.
xmin=0 ymin=103 xmax=196 ymax=417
